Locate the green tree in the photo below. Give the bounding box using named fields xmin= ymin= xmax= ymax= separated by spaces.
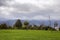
xmin=28 ymin=25 xmax=33 ymax=30
xmin=0 ymin=23 xmax=8 ymax=29
xmin=24 ymin=21 xmax=29 ymax=30
xmin=33 ymin=24 xmax=38 ymax=30
xmin=0 ymin=24 xmax=1 ymax=29
xmin=38 ymin=24 xmax=44 ymax=30
xmin=13 ymin=19 xmax=22 ymax=29
xmin=8 ymin=26 xmax=13 ymax=29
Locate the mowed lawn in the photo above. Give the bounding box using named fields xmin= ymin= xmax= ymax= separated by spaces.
xmin=0 ymin=30 xmax=60 ymax=40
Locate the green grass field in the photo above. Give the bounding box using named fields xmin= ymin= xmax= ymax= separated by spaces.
xmin=0 ymin=30 xmax=60 ymax=40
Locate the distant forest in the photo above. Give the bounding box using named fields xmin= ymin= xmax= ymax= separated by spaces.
xmin=0 ymin=19 xmax=60 ymax=31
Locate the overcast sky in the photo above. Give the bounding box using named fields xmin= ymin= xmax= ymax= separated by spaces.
xmin=0 ymin=0 xmax=60 ymax=20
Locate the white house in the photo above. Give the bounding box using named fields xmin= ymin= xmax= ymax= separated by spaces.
xmin=55 ymin=26 xmax=59 ymax=31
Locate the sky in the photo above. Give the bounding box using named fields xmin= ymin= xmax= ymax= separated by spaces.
xmin=0 ymin=0 xmax=60 ymax=20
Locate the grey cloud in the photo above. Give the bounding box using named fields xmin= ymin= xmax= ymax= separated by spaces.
xmin=8 ymin=3 xmax=40 ymax=17
xmin=0 ymin=0 xmax=7 ymax=6
xmin=0 ymin=0 xmax=14 ymax=6
xmin=11 ymin=3 xmax=40 ymax=12
xmin=0 ymin=0 xmax=60 ymax=20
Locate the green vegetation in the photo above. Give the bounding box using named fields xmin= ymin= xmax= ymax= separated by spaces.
xmin=0 ymin=19 xmax=60 ymax=31
xmin=13 ymin=19 xmax=22 ymax=29
xmin=0 ymin=30 xmax=60 ymax=40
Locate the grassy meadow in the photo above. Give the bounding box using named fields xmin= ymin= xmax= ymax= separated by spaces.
xmin=0 ymin=30 xmax=60 ymax=40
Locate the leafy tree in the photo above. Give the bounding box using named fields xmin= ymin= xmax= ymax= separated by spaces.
xmin=38 ymin=24 xmax=44 ymax=30
xmin=13 ymin=19 xmax=22 ymax=29
xmin=24 ymin=21 xmax=29 ymax=30
xmin=28 ymin=25 xmax=33 ymax=29
xmin=0 ymin=24 xmax=1 ymax=29
xmin=43 ymin=26 xmax=55 ymax=31
xmin=33 ymin=25 xmax=38 ymax=30
xmin=59 ymin=28 xmax=60 ymax=31
xmin=0 ymin=23 xmax=8 ymax=29
xmin=8 ymin=26 xmax=13 ymax=29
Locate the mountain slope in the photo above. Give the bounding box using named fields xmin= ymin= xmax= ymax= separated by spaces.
xmin=0 ymin=19 xmax=60 ymax=27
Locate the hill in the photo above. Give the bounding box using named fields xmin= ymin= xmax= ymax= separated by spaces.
xmin=0 ymin=19 xmax=60 ymax=27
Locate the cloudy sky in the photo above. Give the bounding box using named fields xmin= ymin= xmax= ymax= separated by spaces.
xmin=0 ymin=0 xmax=60 ymax=20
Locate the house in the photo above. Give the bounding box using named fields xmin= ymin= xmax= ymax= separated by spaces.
xmin=54 ymin=21 xmax=59 ymax=31
xmin=55 ymin=26 xmax=59 ymax=31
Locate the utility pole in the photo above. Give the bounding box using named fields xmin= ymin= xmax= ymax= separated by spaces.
xmin=49 ymin=16 xmax=51 ymax=27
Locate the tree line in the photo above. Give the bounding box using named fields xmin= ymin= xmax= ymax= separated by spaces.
xmin=0 ymin=19 xmax=60 ymax=31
